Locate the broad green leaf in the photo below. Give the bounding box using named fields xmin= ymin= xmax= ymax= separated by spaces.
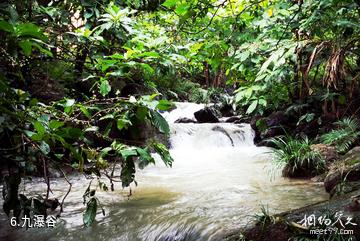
xmin=100 ymin=59 xmax=117 ymax=72
xmin=18 ymin=40 xmax=32 ymax=56
xmin=150 ymin=110 xmax=170 ymax=134
xmin=16 ymin=23 xmax=46 ymax=41
xmin=0 ymin=20 xmax=14 ymax=33
xmin=162 ymin=0 xmax=177 ymax=8
xmin=99 ymin=114 xmax=114 ymax=120
xmin=34 ymin=121 xmax=45 ymax=136
xmin=79 ymin=105 xmax=91 ymax=118
xmin=120 ymin=159 xmax=135 ymax=187
xmin=100 ymin=80 xmax=111 ymax=97
xmin=64 ymin=127 xmax=83 ymax=139
xmin=246 ymin=100 xmax=258 ymax=114
xmin=149 ymin=93 xmax=160 ymax=101
xmin=83 ymin=198 xmax=97 ymax=227
xmin=101 ymin=147 xmax=112 ymax=157
xmin=65 ymin=99 xmax=75 ymax=107
xmin=258 ymin=99 xmax=267 ymax=107
xmin=31 ymin=133 xmax=43 ymax=141
xmin=49 ymin=120 xmax=64 ymax=130
xmin=175 ymin=3 xmax=190 ymax=15
xmin=120 ymin=148 xmax=137 ymax=159
xmin=117 ymin=118 xmax=132 ymax=130
xmin=139 ymin=63 xmax=154 ymax=74
xmin=136 ymin=147 xmax=155 ymax=169
xmin=24 ymin=130 xmax=35 ymax=138
xmin=238 ymin=51 xmax=250 ymax=62
xmin=152 ymin=143 xmax=173 ymax=167
xmin=156 ymin=100 xmax=173 ymax=111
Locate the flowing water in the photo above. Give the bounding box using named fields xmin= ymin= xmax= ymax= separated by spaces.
xmin=0 ymin=102 xmax=328 ymax=241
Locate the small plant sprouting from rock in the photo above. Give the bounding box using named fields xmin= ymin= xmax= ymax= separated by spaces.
xmin=253 ymin=205 xmax=275 ymax=230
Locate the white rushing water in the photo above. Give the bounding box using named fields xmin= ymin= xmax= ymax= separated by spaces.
xmin=0 ymin=102 xmax=328 ymax=241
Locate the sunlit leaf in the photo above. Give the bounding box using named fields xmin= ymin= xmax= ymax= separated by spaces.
xmin=100 ymin=80 xmax=111 ymax=96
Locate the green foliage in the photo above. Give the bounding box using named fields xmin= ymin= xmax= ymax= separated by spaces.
xmin=1 ymin=0 xmax=360 ymax=228
xmin=234 ymin=84 xmax=287 ymax=115
xmin=321 ymin=117 xmax=360 ymax=153
xmin=0 ymin=76 xmax=173 ymax=225
xmin=271 ymin=136 xmax=325 ymax=175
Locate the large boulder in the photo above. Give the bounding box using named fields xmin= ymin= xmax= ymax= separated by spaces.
xmin=250 ymin=111 xmax=289 ymax=144
xmin=194 ymin=107 xmax=219 ymax=123
xmin=324 ymin=146 xmax=360 ymax=194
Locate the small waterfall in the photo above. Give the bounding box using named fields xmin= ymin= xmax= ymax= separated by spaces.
xmin=165 ymin=102 xmax=255 ymax=149
xmin=170 ymin=123 xmax=254 ymax=149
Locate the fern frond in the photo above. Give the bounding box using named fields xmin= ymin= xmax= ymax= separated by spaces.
xmin=321 ymin=117 xmax=360 ymax=153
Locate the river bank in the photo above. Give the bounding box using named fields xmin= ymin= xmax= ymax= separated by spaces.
xmin=222 ymin=145 xmax=360 ymax=241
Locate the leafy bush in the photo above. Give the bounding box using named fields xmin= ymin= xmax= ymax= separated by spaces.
xmin=321 ymin=117 xmax=360 ymax=153
xmin=271 ymin=136 xmax=325 ymax=177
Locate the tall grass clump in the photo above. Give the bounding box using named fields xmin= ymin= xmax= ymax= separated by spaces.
xmin=271 ymin=136 xmax=325 ymax=177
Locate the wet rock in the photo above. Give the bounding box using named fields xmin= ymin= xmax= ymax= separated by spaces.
xmin=174 ymin=117 xmax=197 ymax=123
xmin=219 ymin=104 xmax=235 ymax=117
xmin=250 ymin=112 xmax=289 ymax=144
xmin=310 ymin=144 xmax=338 ymax=165
xmin=262 ymin=126 xmax=286 ymax=139
xmin=324 ymin=162 xmax=360 ymax=194
xmin=282 ymin=164 xmax=320 ymax=178
xmin=224 ymin=116 xmax=243 ymax=123
xmin=311 ymin=173 xmax=326 ymax=182
xmin=294 ymin=120 xmax=320 ymax=138
xmin=324 ymin=146 xmax=360 ymax=193
xmin=224 ymin=189 xmax=360 ymax=241
xmin=120 ymin=83 xmax=144 ymax=97
xmin=256 ymin=139 xmax=277 ymax=148
xmin=194 ymin=107 xmax=219 ymax=123
xmin=250 ymin=117 xmax=264 ymax=144
xmin=266 ymin=111 xmax=288 ymax=127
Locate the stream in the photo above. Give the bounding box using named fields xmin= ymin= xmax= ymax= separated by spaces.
xmin=0 ymin=102 xmax=328 ymax=241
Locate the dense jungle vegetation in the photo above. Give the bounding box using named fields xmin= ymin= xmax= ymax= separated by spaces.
xmin=1 ymin=0 xmax=360 ymax=229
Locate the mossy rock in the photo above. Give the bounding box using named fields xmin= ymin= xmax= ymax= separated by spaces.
xmin=324 ymin=146 xmax=360 ymax=194
xmin=223 ymin=189 xmax=360 ymax=241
